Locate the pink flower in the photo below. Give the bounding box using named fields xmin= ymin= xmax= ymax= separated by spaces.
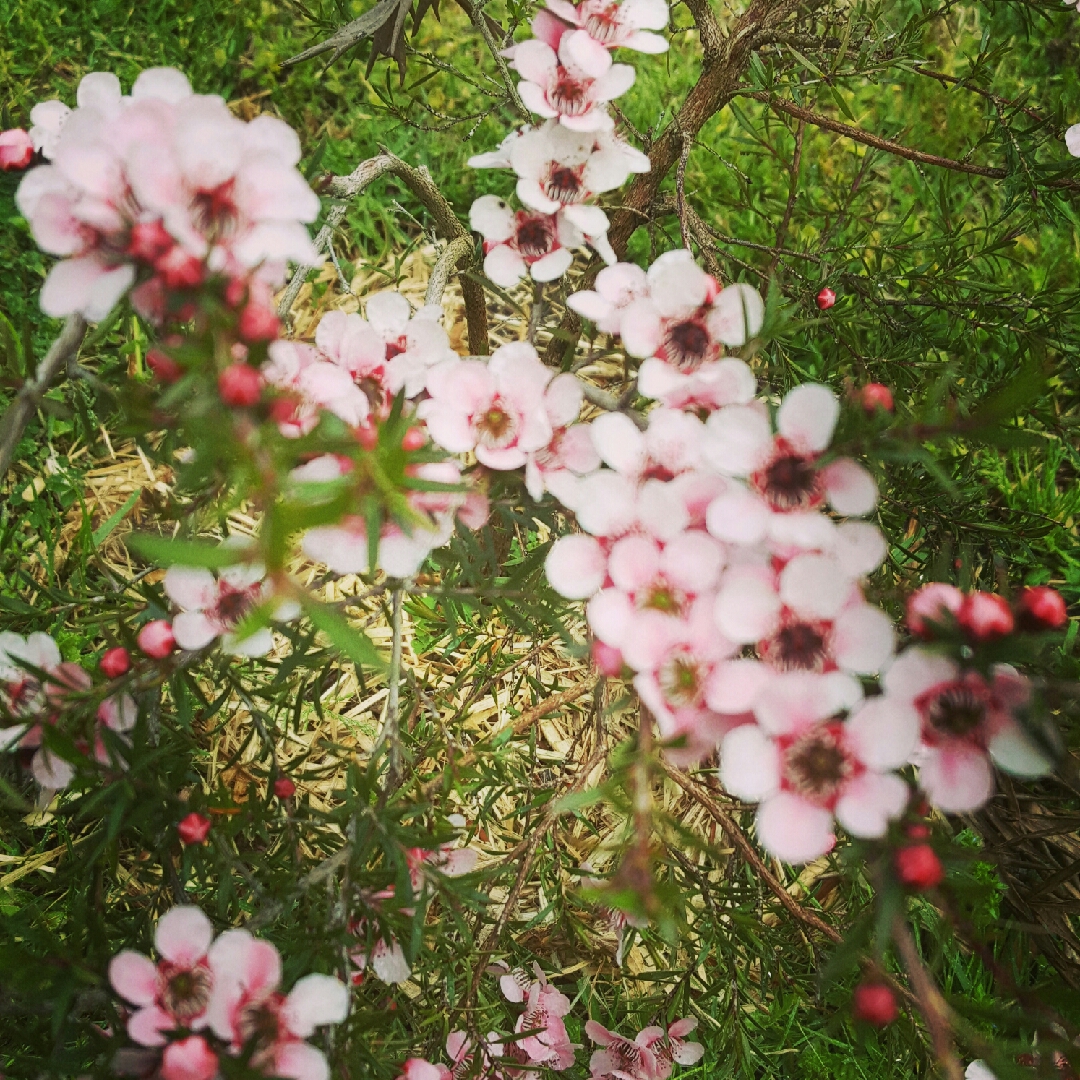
xmin=470 ymin=196 xmax=613 ymax=288
xmin=420 ymin=343 xmax=555 ymax=469
xmin=0 ymin=128 xmax=34 ymax=170
xmin=543 ymin=0 xmax=670 ymax=53
xmin=882 ymin=647 xmax=1053 ymax=812
xmin=205 ymin=929 xmax=348 ymax=1079
xmin=632 ymin=598 xmax=741 ymax=746
xmin=315 ymin=295 xmax=456 ymax=407
xmin=163 ymin=561 xmax=299 ymax=657
xmin=262 ymin=340 xmax=371 ymax=435
xmin=349 ymin=920 xmax=412 ymax=985
xmin=586 ymin=1017 xmax=702 ymax=1080
xmin=712 ymin=555 xmax=895 ymax=682
xmin=16 ymin=67 xmax=318 ymax=322
xmin=586 ymin=530 xmax=724 ymax=671
xmin=620 ymin=251 xmax=764 ymax=371
xmin=108 ymin=906 xmax=217 ymax=1047
xmin=161 ymin=1036 xmax=219 ymax=1080
xmin=511 ymin=30 xmax=635 ymax=131
xmin=703 ymin=384 xmax=878 ymax=545
xmin=509 ymin=122 xmax=650 ymax=215
xmin=496 ymin=963 xmax=577 ymax=1070
xmin=524 ymin=374 xmax=599 ymax=502
xmin=720 ymin=677 xmax=916 ymax=863
xmin=567 ymin=262 xmax=650 ymax=334
xmin=399 ymin=1060 xmax=452 ymax=1080
xmin=0 ymin=631 xmax=90 ymax=789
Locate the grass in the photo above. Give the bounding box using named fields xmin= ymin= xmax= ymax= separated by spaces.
xmin=1 ymin=0 xmax=1080 ymax=1077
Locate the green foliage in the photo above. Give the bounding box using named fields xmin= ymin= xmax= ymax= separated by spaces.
xmin=1 ymin=0 xmax=1080 ymax=1078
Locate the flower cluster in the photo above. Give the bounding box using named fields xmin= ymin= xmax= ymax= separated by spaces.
xmin=108 ymin=904 xmax=348 ymax=1080
xmin=467 ymin=0 xmax=662 ymax=286
xmin=541 ymin=247 xmax=1065 ymax=863
xmin=15 ymin=68 xmax=317 ymax=322
xmin=0 ymin=631 xmax=135 ymax=790
xmin=394 ymin=965 xmax=701 ymax=1080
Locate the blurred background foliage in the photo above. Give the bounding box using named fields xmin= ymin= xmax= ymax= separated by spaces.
xmin=1 ymin=0 xmax=1080 ymax=1077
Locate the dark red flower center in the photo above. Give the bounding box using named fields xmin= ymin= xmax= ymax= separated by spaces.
xmin=760 ymin=617 xmax=830 ymax=672
xmin=159 ymin=961 xmax=213 ymax=1021
xmin=545 ymin=165 xmax=585 ymax=204
xmin=662 ymin=318 xmax=712 ymax=372
xmin=516 ymin=216 xmax=558 ymax=260
xmin=780 ymin=723 xmax=856 ymax=806
xmin=917 ymin=678 xmax=990 ymax=743
xmin=551 ymin=75 xmax=590 ymax=116
xmin=751 ymin=441 xmax=822 ymax=512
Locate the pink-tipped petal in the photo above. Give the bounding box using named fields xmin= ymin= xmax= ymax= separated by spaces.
xmin=756 ymin=792 xmax=835 ymax=863
xmin=155 ymin=906 xmax=214 ymax=967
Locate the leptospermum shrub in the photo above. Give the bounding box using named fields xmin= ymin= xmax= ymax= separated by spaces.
xmin=1 ymin=1 xmax=1079 ymax=1078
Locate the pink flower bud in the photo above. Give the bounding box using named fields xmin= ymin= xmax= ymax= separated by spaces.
xmin=239 ymin=303 xmax=280 ymax=342
xmin=815 ymin=287 xmax=836 ymax=310
xmin=401 ymin=427 xmax=426 ymax=452
xmin=0 ymin=128 xmax=34 ymax=171
xmin=99 ymin=647 xmax=131 ymax=679
xmin=147 ymin=349 xmax=182 ymax=383
xmin=895 ymin=844 xmax=944 ymax=890
xmin=1017 ymin=586 xmax=1068 ymax=631
xmin=906 ymin=583 xmax=963 ymax=638
xmin=138 ymin=620 xmax=176 ymax=658
xmin=161 ymin=1035 xmax=218 ymax=1080
xmin=852 ymin=982 xmax=897 ymax=1026
xmin=273 ymin=777 xmax=296 ymax=799
xmin=178 ymin=811 xmax=212 ymax=846
xmin=355 ymin=423 xmax=378 ymax=451
xmin=218 ymin=364 xmax=262 ymax=407
xmin=958 ymin=591 xmax=1014 ymax=641
xmin=859 ymin=383 xmax=894 ymax=413
xmin=128 ymin=220 xmax=174 ymax=262
xmin=591 ymin=640 xmax=624 ymax=677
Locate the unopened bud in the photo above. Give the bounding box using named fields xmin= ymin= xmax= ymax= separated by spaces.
xmin=1016 ymin=586 xmax=1068 ymax=631
xmin=816 ymin=287 xmax=836 ymax=310
xmin=218 ymin=364 xmax=262 ymax=408
xmin=852 ymin=982 xmax=897 ymax=1026
xmin=138 ymin=620 xmax=176 ymax=659
xmin=958 ymin=591 xmax=1014 ymax=641
xmin=99 ymin=647 xmax=131 ymax=679
xmin=178 ymin=812 xmax=212 ymax=846
xmin=895 ymin=844 xmax=944 ymax=890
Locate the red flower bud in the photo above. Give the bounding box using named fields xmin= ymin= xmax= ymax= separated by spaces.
xmin=218 ymin=364 xmax=262 ymax=408
xmin=238 ymin=303 xmax=280 ymax=342
xmin=269 ymin=394 xmax=301 ymax=425
xmin=356 ymin=424 xmax=378 ymax=451
xmin=591 ymin=640 xmax=624 ymax=677
xmin=1017 ymin=586 xmax=1067 ymax=631
xmin=895 ymin=843 xmax=944 ymax=890
xmin=958 ymin=591 xmax=1014 ymax=641
xmin=401 ymin=427 xmax=426 ymax=452
xmin=99 ymin=647 xmax=131 ymax=679
xmin=906 ymin=582 xmax=963 ymax=638
xmin=273 ymin=777 xmax=296 ymax=799
xmin=852 ymin=982 xmax=897 ymax=1026
xmin=128 ymin=220 xmax=174 ymax=262
xmin=161 ymin=1035 xmax=218 ymax=1080
xmin=147 ymin=348 xmax=182 ymax=383
xmin=859 ymin=383 xmax=894 ymax=414
xmin=0 ymin=128 xmax=34 ymax=170
xmin=155 ymin=246 xmax=204 ymax=289
xmin=178 ymin=811 xmax=212 ymax=846
xmin=816 ymin=287 xmax=836 ymax=310
xmin=138 ymin=620 xmax=176 ymax=659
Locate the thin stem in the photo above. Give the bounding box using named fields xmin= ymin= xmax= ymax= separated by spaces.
xmin=375 ymin=585 xmax=405 ymax=787
xmin=0 ymin=315 xmax=88 ymax=477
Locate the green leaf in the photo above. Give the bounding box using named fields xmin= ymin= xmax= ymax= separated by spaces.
xmin=299 ymin=593 xmax=385 ymax=670
xmin=127 ymin=535 xmax=250 ymax=568
xmin=92 ymin=488 xmax=141 ymax=548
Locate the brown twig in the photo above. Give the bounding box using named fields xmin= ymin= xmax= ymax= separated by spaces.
xmin=660 ymin=762 xmax=842 ymax=943
xmin=420 ymin=682 xmax=595 ymax=800
xmin=0 ymin=314 xmax=87 ymax=478
xmin=765 ymin=120 xmax=803 ymax=284
xmin=892 ymin=916 xmax=965 ymax=1080
xmin=745 ymin=91 xmax=1080 ymax=192
xmin=279 ymin=151 xmax=489 ymax=354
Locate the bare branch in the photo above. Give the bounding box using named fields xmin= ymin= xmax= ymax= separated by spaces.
xmin=0 ymin=315 xmax=87 ymax=478
xmin=282 ymin=0 xmax=403 ymax=68
xmin=426 ymin=235 xmax=474 ymax=306
xmin=279 ymin=151 xmax=489 ymax=353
